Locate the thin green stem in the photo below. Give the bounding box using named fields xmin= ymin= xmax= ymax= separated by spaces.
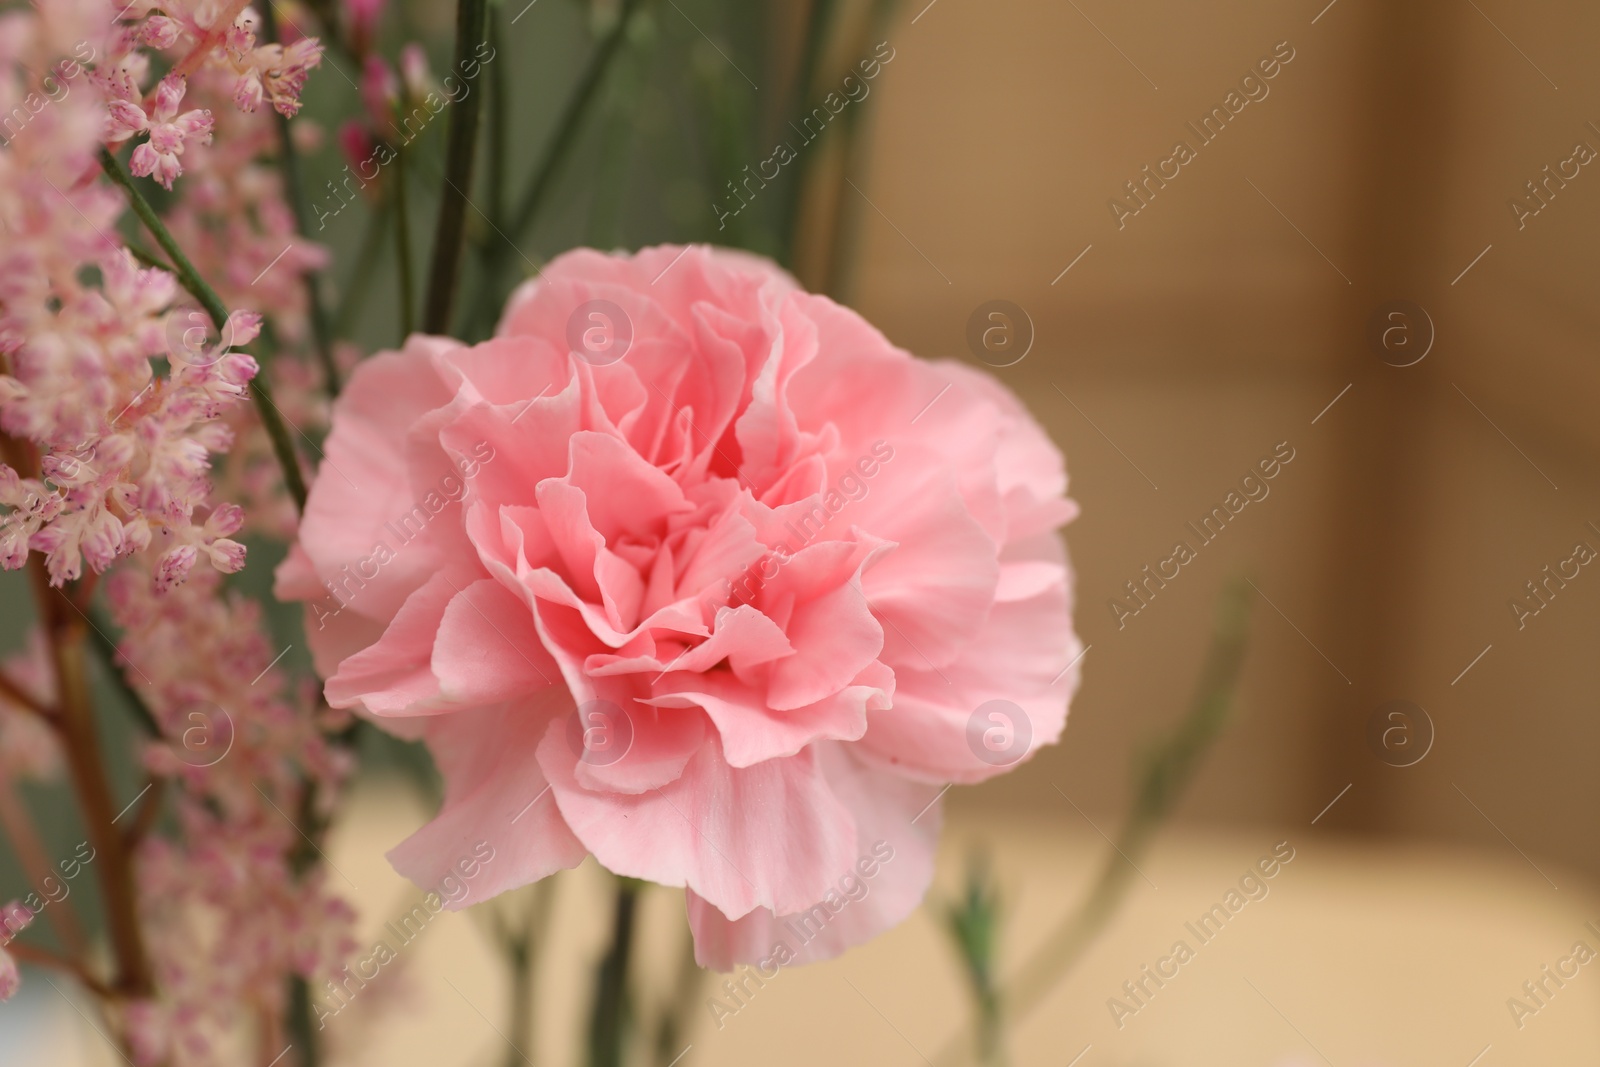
xmin=123 ymin=241 xmax=171 ymax=274
xmin=942 ymin=854 xmax=1004 ymax=1066
xmin=776 ymin=0 xmax=838 ymax=267
xmin=587 ymin=879 xmax=640 ymax=1067
xmin=394 ymin=144 xmax=417 ymax=339
xmin=469 ymin=0 xmax=645 ymax=334
xmin=931 ymin=579 xmax=1255 ymax=1067
xmin=487 ymin=3 xmax=509 ymax=228
xmin=83 ymin=606 xmax=161 ymax=740
xmin=335 ymin=192 xmax=392 ymax=337
xmin=99 ymin=147 xmax=309 ymax=513
xmin=506 ymin=0 xmax=645 ymax=244
xmin=422 ymin=0 xmax=491 ymax=335
xmin=652 ymin=916 xmax=705 ymax=1067
xmin=498 ymin=882 xmax=555 ymax=1067
xmin=258 ymin=0 xmax=342 ymax=397
xmin=289 ymin=975 xmax=322 ymax=1067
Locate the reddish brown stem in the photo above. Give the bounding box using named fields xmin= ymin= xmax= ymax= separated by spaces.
xmin=0 ymin=668 xmax=51 ymax=718
xmin=0 ymin=771 xmax=90 ymax=960
xmin=125 ymin=777 xmax=165 ymax=847
xmin=39 ymin=598 xmax=153 ymax=997
xmin=3 ymin=432 xmax=152 ymax=998
xmin=6 ymin=942 xmax=115 ymax=999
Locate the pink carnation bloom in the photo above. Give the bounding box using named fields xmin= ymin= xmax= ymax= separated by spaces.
xmin=277 ymin=246 xmax=1081 ymax=968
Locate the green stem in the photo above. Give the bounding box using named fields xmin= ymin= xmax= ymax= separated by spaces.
xmin=587 ymin=879 xmax=640 ymax=1067
xmin=99 ymin=148 xmax=309 ymax=513
xmin=83 ymin=607 xmax=160 ymax=740
xmin=499 ymin=882 xmax=555 ymax=1067
xmin=506 ymin=0 xmax=645 ymax=243
xmin=289 ymin=975 xmax=322 ymax=1067
xmin=123 ymin=241 xmax=171 ymax=274
xmin=394 ymin=143 xmax=417 ymax=339
xmin=422 ymin=0 xmax=491 ymax=335
xmin=469 ymin=0 xmax=646 ymax=334
xmin=776 ymin=0 xmax=837 ymax=267
xmin=335 ymin=192 xmax=392 ymax=337
xmin=652 ymin=918 xmax=705 ymax=1067
xmin=487 ymin=4 xmax=509 ymax=229
xmin=258 ymin=0 xmax=342 ymax=397
xmin=931 ymin=579 xmax=1255 ymax=1067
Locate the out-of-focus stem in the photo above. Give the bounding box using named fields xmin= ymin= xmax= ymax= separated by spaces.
xmin=498 ymin=881 xmax=554 ymax=1067
xmin=0 ymin=772 xmax=90 ymax=960
xmin=98 ymin=147 xmax=309 ymax=513
xmin=776 ymin=0 xmax=838 ymax=269
xmin=287 ymin=974 xmax=322 ymax=1067
xmin=422 ymin=0 xmax=490 ymax=334
xmin=469 ymin=0 xmax=646 ymax=336
xmin=486 ymin=4 xmax=509 ymax=228
xmin=942 ymin=854 xmax=1004 ymax=1066
xmin=931 ymin=580 xmax=1254 ymax=1067
xmin=0 ymin=432 xmax=152 ymax=998
xmin=125 ymin=777 xmax=165 ymax=847
xmin=257 ymin=0 xmax=342 ymax=398
xmin=652 ymin=918 xmax=705 ymax=1067
xmin=6 ymin=944 xmax=114 ymax=999
xmin=0 ymin=668 xmax=50 ymax=717
xmin=82 ymin=608 xmax=160 ymax=740
xmin=32 ymin=575 xmax=152 ymax=997
xmin=587 ymin=879 xmax=640 ymax=1067
xmin=394 ymin=143 xmax=417 ymax=339
xmin=335 ymin=192 xmax=391 ymax=337
xmin=504 ymin=0 xmax=645 ymax=244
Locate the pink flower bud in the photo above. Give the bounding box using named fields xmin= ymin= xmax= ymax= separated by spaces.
xmin=398 ymin=43 xmax=433 ymax=100
xmin=338 ymin=120 xmax=375 ymax=175
xmin=207 ymin=538 xmax=247 ymax=573
xmin=152 ymin=75 xmax=186 ymax=121
xmin=0 ymin=901 xmax=33 ymax=939
xmin=233 ymin=70 xmax=265 ymax=113
xmin=105 ymin=99 xmax=149 ymax=137
xmin=344 ymin=0 xmax=388 ymax=53
xmin=155 ymin=544 xmax=198 ymax=592
xmin=140 ymin=15 xmax=182 ymax=49
xmin=226 ymin=311 xmax=263 ymax=347
xmin=206 ymin=503 xmax=246 ymax=538
xmin=361 ymin=54 xmax=397 ymax=128
xmin=0 ymin=948 xmax=18 ymax=1002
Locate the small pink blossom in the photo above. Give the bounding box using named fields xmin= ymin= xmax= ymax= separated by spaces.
xmin=343 ymin=0 xmax=389 ymax=56
xmin=360 ymin=54 xmax=396 ymax=128
xmin=0 ymin=900 xmax=32 ymax=1002
xmin=0 ymin=944 xmax=19 ymax=1002
xmin=125 ymin=75 xmax=214 ymax=189
xmin=337 ymin=119 xmax=377 ymax=176
xmin=223 ymin=16 xmax=324 ymax=118
xmin=154 ymin=543 xmax=199 ymax=591
xmin=397 ymin=43 xmax=433 ymax=102
xmin=139 ymin=16 xmax=183 ymax=50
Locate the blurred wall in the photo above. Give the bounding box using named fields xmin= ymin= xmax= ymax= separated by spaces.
xmin=836 ymin=0 xmax=1600 ymax=879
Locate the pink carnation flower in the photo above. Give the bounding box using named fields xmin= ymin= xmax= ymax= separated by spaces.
xmin=277 ymin=246 xmax=1081 ymax=968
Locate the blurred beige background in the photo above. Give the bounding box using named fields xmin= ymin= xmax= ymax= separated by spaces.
xmin=827 ymin=0 xmax=1600 ymax=880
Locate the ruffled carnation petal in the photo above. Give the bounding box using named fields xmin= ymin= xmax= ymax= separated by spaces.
xmin=388 ymin=701 xmax=586 ymax=907
xmin=685 ymin=744 xmax=942 ymax=968
xmin=538 ymin=726 xmax=856 ymax=920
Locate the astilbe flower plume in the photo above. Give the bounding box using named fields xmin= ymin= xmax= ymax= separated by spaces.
xmin=0 ymin=0 xmax=351 ymax=1039
xmin=107 ymin=566 xmax=357 ymax=1064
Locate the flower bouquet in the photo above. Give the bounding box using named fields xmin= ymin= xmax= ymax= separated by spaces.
xmin=0 ymin=3 xmax=1250 ymax=1064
